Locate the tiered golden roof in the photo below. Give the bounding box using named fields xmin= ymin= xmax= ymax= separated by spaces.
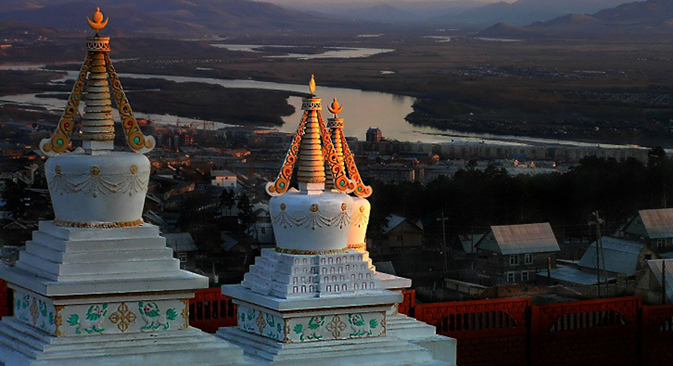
xmin=40 ymin=7 xmax=154 ymax=155
xmin=266 ymin=76 xmax=353 ymax=196
xmin=327 ymin=99 xmax=372 ymax=198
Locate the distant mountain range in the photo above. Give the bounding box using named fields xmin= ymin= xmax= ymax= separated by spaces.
xmin=0 ymin=0 xmax=358 ymax=35
xmin=480 ymin=0 xmax=673 ymax=38
xmin=429 ymin=0 xmax=632 ymax=28
xmin=1 ymin=0 xmax=669 ymax=37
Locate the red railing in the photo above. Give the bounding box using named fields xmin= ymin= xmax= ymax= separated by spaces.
xmin=416 ymin=297 xmax=531 ymax=366
xmin=0 ymin=279 xmax=672 ymax=366
xmin=398 ymin=289 xmax=416 ymax=316
xmin=189 ymin=287 xmax=237 ymax=333
xmin=0 ymin=280 xmax=10 ymax=318
xmin=531 ymin=296 xmax=641 ymax=366
xmin=642 ymin=304 xmax=673 ymax=366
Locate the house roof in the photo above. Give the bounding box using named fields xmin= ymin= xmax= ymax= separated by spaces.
xmin=383 ymin=214 xmax=423 ymax=234
xmin=163 ymin=233 xmax=198 ymax=252
xmin=624 ymin=208 xmax=673 ymax=239
xmin=144 ymin=211 xmax=167 ymax=226
xmin=221 ymin=232 xmax=240 ymax=251
xmin=211 ymin=170 xmax=236 ymax=177
xmin=578 ymin=237 xmax=650 ymax=276
xmin=538 ymin=266 xmax=615 ymax=286
xmin=476 ymin=223 xmax=560 ymax=255
xmin=646 ymin=259 xmax=673 ymax=303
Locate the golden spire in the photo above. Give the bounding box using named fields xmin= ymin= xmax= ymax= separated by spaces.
xmin=309 ymin=74 xmax=316 ymax=95
xmin=266 ymin=75 xmax=352 ymax=196
xmin=297 ymin=75 xmax=324 ymax=184
xmin=87 ymin=7 xmax=109 ymax=33
xmin=326 ymin=100 xmax=346 ymax=189
xmin=39 ymin=7 xmax=155 ymax=155
xmin=327 ymin=100 xmax=372 ymax=198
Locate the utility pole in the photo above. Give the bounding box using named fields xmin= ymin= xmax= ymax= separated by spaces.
xmin=590 ymin=211 xmax=605 ymax=297
xmin=663 ymin=260 xmax=667 ymax=305
xmin=547 ymin=257 xmax=552 ymax=286
xmin=437 ymin=212 xmax=449 ymax=280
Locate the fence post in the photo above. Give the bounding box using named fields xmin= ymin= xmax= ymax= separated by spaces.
xmin=529 ymin=304 xmax=539 ymax=366
xmin=637 ymin=300 xmax=643 ymax=366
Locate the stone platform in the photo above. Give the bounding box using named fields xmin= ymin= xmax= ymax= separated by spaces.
xmin=0 ymin=221 xmax=243 ymax=366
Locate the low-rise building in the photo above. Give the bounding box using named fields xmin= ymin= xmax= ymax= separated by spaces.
xmin=475 ymin=223 xmax=560 ymax=285
xmin=211 ymin=169 xmax=237 ymax=189
xmin=636 ymin=259 xmax=673 ymax=304
xmin=577 ymin=237 xmax=658 ymax=277
xmin=163 ymin=232 xmax=198 ymax=270
xmin=623 ymin=208 xmax=673 ymax=252
xmin=374 ymin=214 xmax=424 ymax=256
xmin=539 ymin=237 xmax=659 ymax=298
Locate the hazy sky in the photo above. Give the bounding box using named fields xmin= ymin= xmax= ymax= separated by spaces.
xmin=264 ymin=0 xmax=509 ymax=4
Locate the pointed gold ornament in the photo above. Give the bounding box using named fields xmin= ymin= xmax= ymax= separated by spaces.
xmin=87 ymin=7 xmax=109 ymax=32
xmin=309 ymin=74 xmax=316 ymax=95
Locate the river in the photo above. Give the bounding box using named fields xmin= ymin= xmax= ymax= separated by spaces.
xmin=0 ymin=63 xmax=645 ymax=149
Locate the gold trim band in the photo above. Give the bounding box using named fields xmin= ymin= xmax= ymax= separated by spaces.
xmin=275 ymin=247 xmax=350 ymax=255
xmin=53 ymin=219 xmax=144 ymax=229
xmin=347 ymin=242 xmax=367 ymax=253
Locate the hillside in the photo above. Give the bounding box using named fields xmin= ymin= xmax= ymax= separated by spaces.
xmin=480 ymin=0 xmax=673 ymax=38
xmin=431 ymin=0 xmax=630 ymax=27
xmin=0 ymin=0 xmax=354 ymax=36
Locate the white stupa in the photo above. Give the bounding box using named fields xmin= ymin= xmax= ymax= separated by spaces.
xmin=0 ymin=8 xmax=243 ymax=365
xmin=217 ymin=77 xmax=456 ymax=365
xmin=326 ymin=98 xmax=457 ymax=360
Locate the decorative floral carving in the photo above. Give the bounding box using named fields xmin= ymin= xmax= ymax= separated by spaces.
xmin=108 ymin=303 xmax=136 ymax=332
xmin=272 ymin=203 xmax=351 ymax=230
xmin=53 ymin=219 xmax=144 ymax=229
xmin=237 ymin=306 xmax=284 ymax=341
xmin=29 ymin=298 xmax=40 ymax=325
xmin=49 ymin=165 xmax=148 ymax=198
xmin=275 ymin=247 xmax=349 ymax=255
xmin=352 ymin=206 xmax=369 ymax=228
xmin=326 ymin=315 xmax=347 ymax=338
xmin=256 ymin=311 xmax=267 ymax=333
xmin=14 ymin=291 xmax=56 ymax=334
xmin=180 ymin=299 xmax=190 ymax=330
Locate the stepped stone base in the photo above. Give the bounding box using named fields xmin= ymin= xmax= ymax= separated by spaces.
xmin=376 ymin=273 xmax=457 ymax=365
xmin=0 ymin=318 xmax=243 ymax=366
xmin=0 ymin=221 xmax=245 ymax=366
xmin=217 ymin=327 xmax=449 ymax=366
xmin=388 ymin=314 xmax=457 ymax=366
xmin=0 ymin=222 xmax=205 ymax=297
xmin=221 ymin=284 xmax=453 ymax=366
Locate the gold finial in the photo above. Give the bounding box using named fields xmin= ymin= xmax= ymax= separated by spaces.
xmin=87 ymin=7 xmax=109 ymax=32
xmin=309 ymin=74 xmax=316 ymax=95
xmin=328 ymin=98 xmax=343 ymax=117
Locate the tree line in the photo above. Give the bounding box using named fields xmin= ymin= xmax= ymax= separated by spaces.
xmin=367 ymin=148 xmax=673 ymax=239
